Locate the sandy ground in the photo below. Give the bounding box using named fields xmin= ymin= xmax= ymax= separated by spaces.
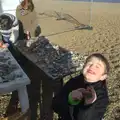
xmin=16 ymin=0 xmax=120 ymax=119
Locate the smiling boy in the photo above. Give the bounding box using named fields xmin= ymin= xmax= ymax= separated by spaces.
xmin=52 ymin=53 xmax=110 ymax=120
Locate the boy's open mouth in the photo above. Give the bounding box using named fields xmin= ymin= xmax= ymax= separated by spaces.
xmin=87 ymin=69 xmax=96 ymax=75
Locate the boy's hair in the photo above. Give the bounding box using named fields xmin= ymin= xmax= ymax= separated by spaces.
xmin=0 ymin=14 xmax=13 ymax=30
xmin=85 ymin=53 xmax=110 ymax=74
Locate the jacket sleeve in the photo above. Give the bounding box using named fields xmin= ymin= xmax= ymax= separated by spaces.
xmin=77 ymin=95 xmax=109 ymax=120
xmin=52 ymin=75 xmax=81 ymax=114
xmin=54 ymin=75 xmax=81 ymax=99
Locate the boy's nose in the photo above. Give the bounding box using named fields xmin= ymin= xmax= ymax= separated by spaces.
xmin=89 ymin=64 xmax=96 ymax=69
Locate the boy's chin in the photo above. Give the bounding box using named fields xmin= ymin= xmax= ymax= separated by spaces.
xmin=85 ymin=79 xmax=99 ymax=83
xmin=84 ymin=75 xmax=99 ymax=83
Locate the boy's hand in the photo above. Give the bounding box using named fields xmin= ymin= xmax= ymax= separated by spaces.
xmin=0 ymin=41 xmax=3 ymax=47
xmin=71 ymin=86 xmax=97 ymax=105
xmin=71 ymin=88 xmax=86 ymax=101
xmin=2 ymin=43 xmax=9 ymax=48
xmin=0 ymin=41 xmax=9 ymax=48
xmin=82 ymin=86 xmax=97 ymax=105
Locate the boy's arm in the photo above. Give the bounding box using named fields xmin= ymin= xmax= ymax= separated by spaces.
xmin=52 ymin=75 xmax=81 ymax=113
xmin=77 ymin=95 xmax=109 ymax=120
xmin=55 ymin=75 xmax=82 ymax=97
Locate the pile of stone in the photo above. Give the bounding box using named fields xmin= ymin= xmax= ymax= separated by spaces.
xmin=0 ymin=48 xmax=30 ymax=118
xmin=28 ymin=36 xmax=87 ymax=79
xmin=0 ymin=94 xmax=11 ymax=117
xmin=0 ymin=49 xmax=23 ymax=83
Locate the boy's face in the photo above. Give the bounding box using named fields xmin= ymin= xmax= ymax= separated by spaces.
xmin=83 ymin=57 xmax=107 ymax=83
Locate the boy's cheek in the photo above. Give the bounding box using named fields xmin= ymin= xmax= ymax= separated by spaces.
xmin=83 ymin=68 xmax=90 ymax=78
xmin=82 ymin=68 xmax=87 ymax=75
xmin=83 ymin=66 xmax=89 ymax=75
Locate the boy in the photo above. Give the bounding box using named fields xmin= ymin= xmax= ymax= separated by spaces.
xmin=0 ymin=13 xmax=19 ymax=47
xmin=52 ymin=53 xmax=110 ymax=120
